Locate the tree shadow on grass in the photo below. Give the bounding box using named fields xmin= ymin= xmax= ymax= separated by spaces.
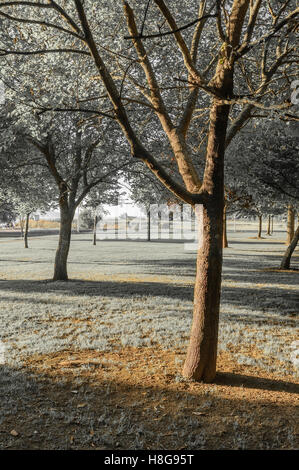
xmin=215 ymin=372 xmax=299 ymax=393
xmin=0 ymin=278 xmax=194 ymax=301
xmin=222 ymin=255 xmax=299 ymax=287
xmin=0 ymin=259 xmax=51 ymax=264
xmin=228 ymin=239 xmax=286 ymax=246
xmin=0 ymin=360 xmax=298 ymax=450
xmin=0 ymin=278 xmax=298 ymax=319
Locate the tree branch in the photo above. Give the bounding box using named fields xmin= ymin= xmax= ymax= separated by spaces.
xmin=36 ymin=106 xmax=115 ymax=120
xmin=124 ymin=12 xmax=217 ymax=40
xmin=238 ymin=6 xmax=299 ymax=56
xmin=0 ymin=10 xmax=83 ymax=40
xmin=0 ymin=48 xmax=89 ymax=57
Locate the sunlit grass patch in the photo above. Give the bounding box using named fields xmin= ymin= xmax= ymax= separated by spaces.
xmin=0 ymin=232 xmax=298 ymax=449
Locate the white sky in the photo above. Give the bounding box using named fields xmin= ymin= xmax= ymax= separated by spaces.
xmin=38 ymin=202 xmax=143 ymax=220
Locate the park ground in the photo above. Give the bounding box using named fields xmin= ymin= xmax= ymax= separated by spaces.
xmin=0 ymin=221 xmax=298 ymax=450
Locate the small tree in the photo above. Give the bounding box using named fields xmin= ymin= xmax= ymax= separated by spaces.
xmin=1 ymin=143 xmax=55 ymax=247
xmin=3 ymin=115 xmax=129 ymax=275
xmin=129 ymin=166 xmax=181 ymax=241
xmin=0 ymin=200 xmax=16 ymax=226
xmin=29 ymin=122 xmax=128 ymax=280
xmin=82 ymin=185 xmax=119 ymax=245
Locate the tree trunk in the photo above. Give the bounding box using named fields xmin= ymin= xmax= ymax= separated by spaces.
xmin=257 ymin=215 xmax=262 ymax=238
xmin=271 ymin=215 xmax=274 ymax=235
xmin=158 ymin=211 xmax=161 ymax=239
xmin=20 ymin=216 xmax=24 ymax=238
xmin=182 ymin=98 xmax=229 ymax=382
xmin=147 ymin=209 xmax=151 ymax=241
xmin=267 ymin=214 xmax=271 ymax=236
xmin=24 ymin=212 xmax=30 ymax=248
xmin=77 ymin=204 xmax=80 ymax=233
xmin=53 ymin=205 xmax=73 ymax=281
xmin=179 ymin=205 xmax=183 ymax=240
xmin=286 ymin=204 xmax=295 ymax=245
xmin=222 ymin=205 xmax=228 ymax=248
xmin=125 ymin=212 xmax=128 ymax=239
xmin=182 ymin=202 xmax=223 ymax=382
xmin=280 ymin=224 xmax=299 ymax=270
xmin=93 ymin=214 xmax=98 ymax=246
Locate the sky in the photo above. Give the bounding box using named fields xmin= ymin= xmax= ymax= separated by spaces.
xmin=38 ymin=202 xmax=143 ymax=220
xmin=38 ymin=179 xmax=143 ymax=219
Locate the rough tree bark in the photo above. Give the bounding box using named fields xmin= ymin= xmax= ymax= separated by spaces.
xmin=286 ymin=204 xmax=295 ymax=245
xmin=24 ymin=212 xmax=30 ymax=248
xmin=257 ymin=214 xmax=262 ymax=238
xmin=147 ymin=209 xmax=151 ymax=241
xmin=280 ymin=224 xmax=299 ymax=270
xmin=182 ymin=99 xmax=230 ymax=382
xmin=267 ymin=214 xmax=271 ymax=236
xmin=93 ymin=213 xmax=98 ymax=246
xmin=182 ymin=0 xmax=251 ymax=381
xmin=53 ymin=190 xmax=74 ymax=281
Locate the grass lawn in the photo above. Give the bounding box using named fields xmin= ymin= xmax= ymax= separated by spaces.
xmin=0 ymin=226 xmax=298 ymax=449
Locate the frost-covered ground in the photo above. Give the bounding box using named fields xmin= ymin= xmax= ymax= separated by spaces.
xmin=0 ymin=224 xmax=298 ymax=376
xmin=0 ymin=224 xmax=298 ymax=449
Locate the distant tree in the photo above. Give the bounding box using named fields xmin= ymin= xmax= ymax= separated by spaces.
xmin=129 ymin=166 xmax=181 ymax=241
xmin=260 ymin=144 xmax=298 ymax=254
xmin=1 ymin=139 xmax=56 ymax=246
xmin=226 ymin=118 xmax=298 ymax=267
xmin=80 ymin=209 xmax=94 ymax=230
xmin=82 ymin=186 xmax=119 ymax=245
xmin=222 ymin=186 xmax=252 ymax=248
xmin=9 ymin=191 xmax=52 ymax=249
xmin=0 ymin=200 xmax=16 ymax=225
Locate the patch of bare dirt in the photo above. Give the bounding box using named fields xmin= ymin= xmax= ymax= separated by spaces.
xmin=1 ymin=346 xmax=298 ymax=450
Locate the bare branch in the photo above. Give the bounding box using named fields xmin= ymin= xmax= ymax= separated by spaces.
xmin=215 ymin=0 xmax=226 ymax=42
xmin=242 ymin=0 xmax=262 ymax=45
xmin=36 ymin=106 xmax=115 ymax=120
xmin=47 ymin=0 xmax=82 ymax=36
xmin=0 ymin=10 xmax=83 ymax=39
xmin=0 ymin=2 xmax=51 ymax=8
xmin=149 ymin=0 xmax=207 ymax=86
xmin=124 ymin=12 xmax=217 ymax=40
xmin=140 ymin=0 xmax=151 ymax=37
xmin=190 ymin=0 xmax=209 ymax=63
xmin=122 ymin=1 xmax=173 ymax=129
xmin=0 ymin=48 xmax=89 ymax=56
xmin=238 ymin=6 xmax=299 ymax=56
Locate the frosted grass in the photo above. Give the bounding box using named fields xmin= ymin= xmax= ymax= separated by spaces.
xmin=0 ymin=230 xmax=298 ymax=376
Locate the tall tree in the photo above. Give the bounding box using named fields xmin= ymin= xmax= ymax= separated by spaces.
xmin=0 ymin=0 xmax=297 ymax=381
